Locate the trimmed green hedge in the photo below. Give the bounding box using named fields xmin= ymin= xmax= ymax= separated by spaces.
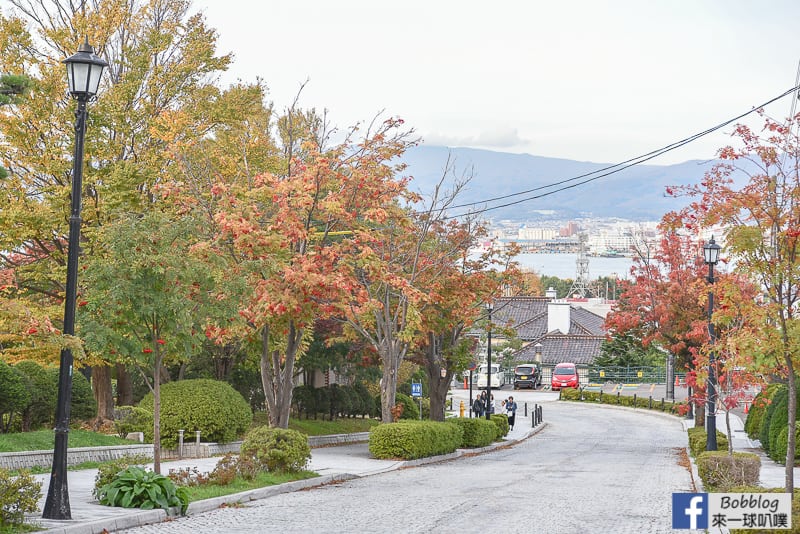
xmin=0 ymin=360 xmax=95 ymax=432
xmin=368 ymin=421 xmax=462 ymax=460
xmin=559 ymin=386 xmax=687 ymax=415
xmin=759 ymin=386 xmax=787 ymax=455
xmin=744 ymin=384 xmax=782 ymax=440
xmin=446 ymin=418 xmax=497 ymax=448
xmin=489 ymin=413 xmax=510 ymax=440
xmin=138 ymin=379 xmax=252 ymax=448
xmin=772 ymin=425 xmax=800 ymax=466
xmin=687 ymin=426 xmax=729 ymax=458
xmin=727 ymin=487 xmax=800 ymax=534
xmin=696 ymin=451 xmax=760 ymax=491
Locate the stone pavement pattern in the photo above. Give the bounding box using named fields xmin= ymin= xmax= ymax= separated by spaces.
xmin=111 ymin=401 xmax=693 ymax=533
xmin=27 ymin=394 xmax=799 ymax=534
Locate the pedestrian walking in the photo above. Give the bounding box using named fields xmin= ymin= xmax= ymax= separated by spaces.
xmin=505 ymin=396 xmax=518 ymax=430
xmin=472 ymin=394 xmax=484 ymax=418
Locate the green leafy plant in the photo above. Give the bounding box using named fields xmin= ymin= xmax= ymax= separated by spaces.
xmin=240 ymin=426 xmax=311 ymax=473
xmin=97 ymin=466 xmax=188 ymax=514
xmin=0 ymin=468 xmax=42 ymax=527
xmin=92 ymin=454 xmax=151 ymax=499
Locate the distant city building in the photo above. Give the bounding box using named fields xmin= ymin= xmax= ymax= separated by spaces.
xmin=560 ymin=221 xmax=580 ymax=237
xmin=518 ymin=226 xmax=558 ymax=240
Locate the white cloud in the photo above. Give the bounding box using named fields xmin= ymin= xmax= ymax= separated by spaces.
xmin=423 ymin=127 xmax=527 ymax=149
xmin=192 ymin=0 xmax=800 ymax=165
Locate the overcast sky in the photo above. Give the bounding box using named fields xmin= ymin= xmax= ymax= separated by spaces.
xmin=196 ymin=1 xmax=799 ymax=165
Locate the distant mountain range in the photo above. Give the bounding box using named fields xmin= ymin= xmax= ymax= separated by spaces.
xmin=401 ymin=145 xmax=722 ymax=222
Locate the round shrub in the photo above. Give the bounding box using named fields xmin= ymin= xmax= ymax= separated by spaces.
xmin=44 ymin=367 xmax=95 ymax=422
xmin=395 ymin=392 xmax=419 ymax=420
xmin=744 ymin=384 xmax=782 ymax=440
xmin=114 ymin=406 xmax=153 ymax=439
xmin=759 ymin=385 xmax=787 ymax=454
xmin=767 ymin=392 xmax=790 ymax=461
xmin=0 ymin=468 xmax=41 ymax=526
xmin=240 ymin=426 xmax=311 ymax=473
xmin=13 ymin=360 xmax=56 ymax=431
xmin=138 ymin=379 xmax=252 ymax=448
xmin=352 ymin=382 xmax=374 ymax=417
xmin=0 ymin=361 xmax=31 ymax=430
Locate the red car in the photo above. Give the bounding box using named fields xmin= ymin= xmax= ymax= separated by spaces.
xmin=551 ymin=362 xmax=579 ymax=390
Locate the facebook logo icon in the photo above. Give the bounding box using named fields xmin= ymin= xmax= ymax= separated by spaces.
xmin=672 ymin=493 xmax=708 ymax=529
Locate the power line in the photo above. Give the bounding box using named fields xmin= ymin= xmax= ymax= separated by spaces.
xmin=441 ymin=84 xmax=800 ymax=220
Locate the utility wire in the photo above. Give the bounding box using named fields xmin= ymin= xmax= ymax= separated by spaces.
xmin=442 ymin=84 xmax=800 ymax=220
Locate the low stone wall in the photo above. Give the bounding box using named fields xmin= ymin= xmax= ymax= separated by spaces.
xmin=0 ymin=444 xmax=154 ymax=471
xmin=0 ymin=432 xmax=371 ymax=470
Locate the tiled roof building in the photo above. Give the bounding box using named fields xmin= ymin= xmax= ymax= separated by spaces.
xmin=490 ymin=296 xmax=607 ymax=366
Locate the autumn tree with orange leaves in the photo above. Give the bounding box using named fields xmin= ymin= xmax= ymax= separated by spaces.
xmin=167 ymin=108 xmax=419 ymax=428
xmin=402 ymin=170 xmax=516 ymax=421
xmin=605 ymin=230 xmax=709 ymax=402
xmin=668 ymin=111 xmax=800 ymax=493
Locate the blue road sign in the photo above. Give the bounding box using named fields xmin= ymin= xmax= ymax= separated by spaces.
xmin=411 ymin=382 xmax=422 ymax=397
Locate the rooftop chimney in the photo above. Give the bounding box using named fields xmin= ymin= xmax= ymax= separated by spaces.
xmin=545 ymin=287 xmax=557 ymax=300
xmin=547 ymin=301 xmax=571 ymax=334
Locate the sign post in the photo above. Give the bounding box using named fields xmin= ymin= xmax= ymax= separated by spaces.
xmin=411 ymin=381 xmax=422 ymax=419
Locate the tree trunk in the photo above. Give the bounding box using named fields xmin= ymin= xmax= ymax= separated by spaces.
xmin=785 ymin=360 xmax=796 ymax=494
xmin=423 ymin=339 xmax=452 ymax=422
xmin=153 ymin=352 xmax=163 ymax=475
xmin=695 ymin=400 xmax=705 ymax=429
xmin=379 ymin=340 xmax=407 ymax=423
xmin=725 ymin=408 xmax=733 ymax=455
xmin=92 ymin=365 xmax=115 ymax=426
xmin=115 ymin=363 xmax=133 ymax=407
xmin=259 ymin=323 xmax=302 ymax=428
xmin=428 ymin=371 xmax=451 ymax=422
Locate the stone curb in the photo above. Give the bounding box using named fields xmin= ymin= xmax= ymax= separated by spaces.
xmin=561 ymin=398 xmax=685 ymax=422
xmin=38 ymin=425 xmax=544 ymax=533
xmin=186 ymin=473 xmax=359 ymax=515
xmin=43 ymin=509 xmax=167 ymax=534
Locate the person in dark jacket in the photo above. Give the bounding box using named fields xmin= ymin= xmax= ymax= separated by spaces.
xmin=472 ymin=394 xmax=484 ymax=418
xmin=505 ymin=396 xmax=518 ymax=430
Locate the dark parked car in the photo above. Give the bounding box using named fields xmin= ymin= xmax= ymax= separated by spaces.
xmin=514 ymin=363 xmax=542 ymax=389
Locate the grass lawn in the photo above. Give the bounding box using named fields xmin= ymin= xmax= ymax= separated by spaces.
xmin=250 ymin=412 xmax=378 ymax=435
xmin=1 ymin=417 xmax=376 ymax=455
xmin=0 ymin=524 xmax=39 ymax=533
xmin=0 ymin=429 xmax=136 ymax=453
xmin=185 ymin=471 xmax=319 ymax=502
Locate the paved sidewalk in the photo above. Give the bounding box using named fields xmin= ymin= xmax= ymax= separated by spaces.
xmin=26 ymin=420 xmax=543 ymax=534
xmin=25 ymin=407 xmax=796 ymax=533
xmin=683 ymin=411 xmax=800 ymax=490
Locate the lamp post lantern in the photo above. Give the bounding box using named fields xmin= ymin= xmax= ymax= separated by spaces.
xmin=486 ymin=301 xmax=493 ymax=420
xmin=42 ymin=39 xmax=107 ymax=521
xmin=703 ymin=235 xmax=721 ymax=452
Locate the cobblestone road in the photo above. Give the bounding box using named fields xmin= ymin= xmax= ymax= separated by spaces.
xmin=120 ymin=401 xmax=694 ymax=533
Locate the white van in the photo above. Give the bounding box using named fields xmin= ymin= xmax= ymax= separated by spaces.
xmin=475 ymin=363 xmax=505 ymax=389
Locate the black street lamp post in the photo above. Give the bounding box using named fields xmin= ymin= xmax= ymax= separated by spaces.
xmin=42 ymin=39 xmax=107 ymax=521
xmin=704 ymin=235 xmax=721 ymax=452
xmin=486 ymin=301 xmax=493 ymax=420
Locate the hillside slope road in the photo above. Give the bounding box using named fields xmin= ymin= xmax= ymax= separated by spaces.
xmin=120 ymin=401 xmax=693 ymax=534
